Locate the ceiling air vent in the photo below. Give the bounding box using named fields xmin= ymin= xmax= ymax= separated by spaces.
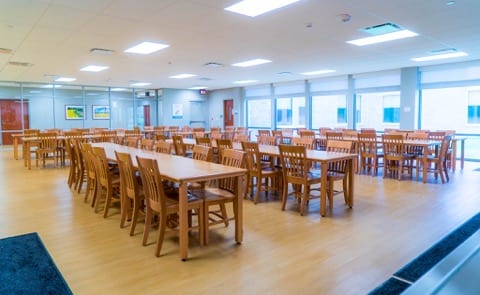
xmin=8 ymin=61 xmax=33 ymax=67
xmin=198 ymin=77 xmax=213 ymax=81
xmin=204 ymin=62 xmax=224 ymax=68
xmin=361 ymin=22 xmax=401 ymax=35
xmin=429 ymin=48 xmax=457 ymax=55
xmin=90 ymin=48 xmax=115 ymax=55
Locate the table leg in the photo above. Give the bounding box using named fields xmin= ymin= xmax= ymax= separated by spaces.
xmin=452 ymin=139 xmax=457 ymax=172
xmin=234 ymin=174 xmax=244 ymax=244
xmin=178 ymin=182 xmax=188 ymax=261
xmin=320 ymin=163 xmax=328 ymax=217
xmin=422 ymin=151 xmax=428 ymax=183
xmin=348 ymin=158 xmax=355 ymax=208
xmin=13 ymin=136 xmax=19 ymax=160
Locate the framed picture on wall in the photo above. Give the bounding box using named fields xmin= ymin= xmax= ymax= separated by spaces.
xmin=65 ymin=105 xmax=85 ymax=120
xmin=92 ymin=105 xmax=110 ymax=120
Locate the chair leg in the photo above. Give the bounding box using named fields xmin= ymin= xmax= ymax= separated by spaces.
xmin=129 ymin=200 xmax=141 ymax=236
xmin=142 ymin=209 xmax=152 ymax=246
xmin=155 ymin=214 xmax=167 ymax=257
xmin=255 ymin=176 xmax=262 ymax=204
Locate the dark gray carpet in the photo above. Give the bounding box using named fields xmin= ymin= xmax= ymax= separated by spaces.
xmin=0 ymin=232 xmax=73 ymax=294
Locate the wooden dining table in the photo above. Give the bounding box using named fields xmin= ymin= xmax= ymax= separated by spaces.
xmin=253 ymin=144 xmax=357 ymax=217
xmin=91 ymin=142 xmax=247 ymax=261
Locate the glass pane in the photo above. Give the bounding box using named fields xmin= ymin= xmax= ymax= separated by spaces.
xmin=85 ymin=87 xmax=109 ymax=129
xmin=355 ymin=91 xmax=400 ymax=130
xmin=135 ymin=89 xmax=157 ymax=129
xmin=311 ymin=94 xmax=347 ymax=129
xmin=111 ymin=88 xmax=134 ymax=129
xmin=275 ymin=97 xmax=305 ymax=129
xmin=22 ymin=83 xmax=55 ymax=130
xmin=247 ymin=99 xmax=271 ymax=128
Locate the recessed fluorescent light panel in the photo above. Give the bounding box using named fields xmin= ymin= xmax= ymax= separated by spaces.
xmin=124 ymin=42 xmax=169 ymax=54
xmin=347 ymin=23 xmax=418 ymax=46
xmin=232 ymin=59 xmax=272 ymax=67
xmin=41 ymin=85 xmax=62 ymax=89
xmin=347 ymin=30 xmax=418 ymax=46
xmin=111 ymin=88 xmax=128 ymax=92
xmin=301 ymin=69 xmax=335 ymax=76
xmin=80 ymin=65 xmax=109 ymax=72
xmin=55 ymin=77 xmax=76 ymax=82
xmin=234 ymin=80 xmax=258 ymax=84
xmin=169 ymin=74 xmax=196 ymax=79
xmin=130 ymin=82 xmax=151 ymax=87
xmin=411 ymin=51 xmax=468 ymax=62
xmin=188 ymin=86 xmax=208 ymax=90
xmin=225 ymin=0 xmax=301 ymax=17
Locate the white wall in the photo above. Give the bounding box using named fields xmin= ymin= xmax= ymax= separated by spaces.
xmin=208 ymin=87 xmax=243 ymax=129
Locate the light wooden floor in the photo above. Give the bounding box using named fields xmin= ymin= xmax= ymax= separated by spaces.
xmin=1 ymin=147 xmax=479 ymax=295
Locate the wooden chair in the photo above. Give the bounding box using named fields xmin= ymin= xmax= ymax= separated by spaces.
xmin=382 ymin=134 xmax=415 ymax=180
xmin=91 ymin=147 xmax=121 ymax=217
xmin=271 ymin=130 xmax=284 ymax=145
xmin=172 ymin=135 xmax=192 ymax=157
xmin=155 ymin=141 xmax=172 ymax=154
xmin=278 ymin=145 xmax=321 ymax=216
xmin=115 ymin=151 xmax=145 ymax=236
xmin=79 ymin=142 xmax=96 ymax=205
xmin=233 ymin=134 xmax=249 ymax=143
xmin=125 ymin=136 xmax=140 ymax=148
xmin=140 ymin=139 xmax=155 ymax=151
xmin=299 ymin=130 xmax=315 ymax=138
xmin=257 ymin=136 xmax=277 ymax=167
xmin=425 ymin=135 xmax=452 ymax=184
xmin=64 ymin=138 xmax=77 ymax=189
xmin=215 ymin=138 xmax=233 ymax=162
xmin=257 ymin=129 xmax=271 ymax=137
xmin=325 ymin=131 xmax=343 ymax=142
xmin=189 ymin=149 xmax=245 ymax=244
xmin=291 ymin=137 xmax=315 ymax=150
xmin=136 ymin=156 xmax=204 ymax=256
xmin=100 ymin=130 xmax=117 ymax=143
xmin=195 ymin=137 xmax=212 ymax=147
xmin=35 ymin=132 xmax=59 ymax=168
xmin=325 ymin=140 xmax=353 ymax=210
xmin=357 ymin=133 xmax=383 ymax=176
xmin=192 ymin=144 xmax=213 ymax=162
xmin=242 ymin=142 xmax=281 ymax=204
xmin=23 ymin=129 xmax=40 ymax=168
xmin=360 ymin=128 xmax=377 ymax=134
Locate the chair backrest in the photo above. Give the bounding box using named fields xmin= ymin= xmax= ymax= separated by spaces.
xmin=195 ymin=137 xmax=212 ymax=147
xmin=115 ymin=151 xmax=139 ymax=201
xmin=193 ymin=127 xmax=205 ymax=132
xmin=192 ymin=144 xmax=213 ymax=162
xmin=136 ymin=156 xmax=166 ymax=214
xmin=79 ymin=142 xmax=94 ymax=179
xmin=439 ymin=135 xmax=452 ymax=161
xmin=407 ymin=132 xmax=428 ymax=141
xmin=241 ymin=141 xmax=262 ymax=173
xmin=100 ymin=130 xmax=117 ymax=143
xmin=218 ymin=149 xmax=245 ymax=193
xmin=382 ymin=134 xmax=405 ymax=156
xmin=172 ymin=135 xmax=186 ymax=156
xmin=257 ymin=135 xmax=277 ymax=146
xmin=257 ymin=129 xmax=271 ymax=136
xmin=342 ymin=130 xmax=359 ymax=138
xmin=428 ymin=131 xmax=446 ymax=141
xmin=125 ymin=136 xmax=140 ymax=148
xmin=299 ymin=130 xmax=315 ymax=138
xmin=155 ymin=141 xmax=172 ymax=154
xmin=233 ymin=134 xmax=249 ymax=143
xmin=210 ymin=127 xmax=222 ymax=133
xmin=358 ymin=133 xmax=379 ymax=156
xmin=319 ymin=127 xmax=332 ymax=136
xmin=125 ymin=129 xmax=141 ymax=137
xmin=360 ymin=128 xmax=376 ymax=134
xmin=326 ymin=140 xmax=353 ymax=173
xmin=91 ymin=147 xmax=111 ymax=187
xmin=278 ymin=145 xmax=309 ymax=183
xmin=24 ymin=129 xmax=40 ymax=137
xmin=140 ymin=138 xmax=155 ymax=151
xmin=193 ymin=131 xmax=205 ymax=139
xmin=281 ymin=128 xmax=293 ymax=137
xmin=325 ymin=131 xmax=343 ymax=142
xmin=291 ymin=137 xmax=315 ymax=149
xmin=38 ymin=132 xmax=58 ymax=149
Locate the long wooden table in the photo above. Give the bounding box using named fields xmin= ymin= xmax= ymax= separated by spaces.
xmin=91 ymin=142 xmax=247 ymax=261
xmin=256 ymin=144 xmax=357 ymax=217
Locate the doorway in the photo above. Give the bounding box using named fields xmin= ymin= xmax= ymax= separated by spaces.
xmin=223 ymin=99 xmax=234 ymax=128
xmin=0 ymin=100 xmax=29 ymax=145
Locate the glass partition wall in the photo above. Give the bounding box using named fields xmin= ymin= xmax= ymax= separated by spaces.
xmin=0 ymin=82 xmax=159 ymax=142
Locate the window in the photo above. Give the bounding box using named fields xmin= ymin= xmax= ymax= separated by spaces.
xmin=383 ymin=95 xmax=400 ymax=123
xmin=247 ymin=99 xmax=272 ymax=128
xmin=311 ymin=95 xmax=347 ymax=129
xmin=275 ymin=97 xmax=305 ymax=129
xmin=468 ymin=91 xmax=480 ymax=124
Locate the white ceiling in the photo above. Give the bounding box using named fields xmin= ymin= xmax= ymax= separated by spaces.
xmin=1 ymin=0 xmax=480 ymax=90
